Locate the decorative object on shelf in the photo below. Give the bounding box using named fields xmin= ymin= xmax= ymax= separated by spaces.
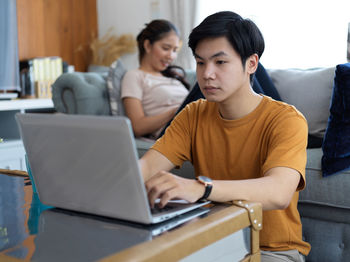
xmin=76 ymin=29 xmax=137 ymax=68
xmin=20 ymin=57 xmax=63 ymax=99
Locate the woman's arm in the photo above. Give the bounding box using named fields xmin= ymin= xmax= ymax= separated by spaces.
xmin=123 ymin=97 xmax=177 ymax=137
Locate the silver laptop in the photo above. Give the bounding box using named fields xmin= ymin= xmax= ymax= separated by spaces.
xmin=16 ymin=113 xmax=210 ymax=224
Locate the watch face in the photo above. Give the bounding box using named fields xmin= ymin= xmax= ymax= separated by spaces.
xmin=198 ymin=176 xmax=212 ymax=183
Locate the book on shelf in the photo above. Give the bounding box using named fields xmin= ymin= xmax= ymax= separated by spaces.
xmin=20 ymin=56 xmax=63 ymax=99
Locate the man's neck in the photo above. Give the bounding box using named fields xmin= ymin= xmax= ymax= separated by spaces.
xmin=218 ymin=89 xmax=263 ymax=120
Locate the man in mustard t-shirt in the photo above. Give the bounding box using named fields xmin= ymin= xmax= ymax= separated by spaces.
xmin=139 ymin=11 xmax=311 ymax=261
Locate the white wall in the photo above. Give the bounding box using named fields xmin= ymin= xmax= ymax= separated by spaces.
xmin=197 ymin=0 xmax=350 ymax=69
xmin=97 ymin=0 xmax=172 ymax=70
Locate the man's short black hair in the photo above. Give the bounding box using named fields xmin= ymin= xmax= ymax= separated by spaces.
xmin=189 ymin=11 xmax=265 ymax=68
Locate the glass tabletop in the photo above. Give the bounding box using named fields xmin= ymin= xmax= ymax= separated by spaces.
xmin=0 ymin=174 xmax=212 ymax=261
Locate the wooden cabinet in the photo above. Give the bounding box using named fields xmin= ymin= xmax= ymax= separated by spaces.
xmin=16 ymin=0 xmax=97 ymax=72
xmin=0 ymin=99 xmax=54 ymax=171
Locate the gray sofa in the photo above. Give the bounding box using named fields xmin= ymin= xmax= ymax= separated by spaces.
xmin=51 ymin=65 xmax=350 ymax=262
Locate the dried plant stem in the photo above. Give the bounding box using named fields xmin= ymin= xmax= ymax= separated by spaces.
xmin=88 ymin=29 xmax=137 ymax=66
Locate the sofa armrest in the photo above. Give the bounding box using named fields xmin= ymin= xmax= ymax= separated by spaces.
xmin=52 ymin=72 xmax=111 ymax=115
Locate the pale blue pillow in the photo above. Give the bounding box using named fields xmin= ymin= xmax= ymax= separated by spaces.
xmin=107 ymin=59 xmax=127 ymax=116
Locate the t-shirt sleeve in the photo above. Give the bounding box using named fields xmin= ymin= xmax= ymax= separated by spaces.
xmin=151 ymin=103 xmax=194 ymax=167
xmin=121 ymin=70 xmax=143 ymax=100
xmin=262 ymin=110 xmax=308 ymax=191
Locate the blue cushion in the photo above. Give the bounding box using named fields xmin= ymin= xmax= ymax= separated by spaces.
xmin=322 ymin=63 xmax=350 ymax=176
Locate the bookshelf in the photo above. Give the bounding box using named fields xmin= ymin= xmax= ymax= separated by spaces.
xmin=0 ymin=98 xmax=54 ymax=170
xmin=0 ymin=98 xmax=53 ymax=111
xmin=16 ymin=0 xmax=97 ymax=72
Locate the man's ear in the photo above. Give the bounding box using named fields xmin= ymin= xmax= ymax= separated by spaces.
xmin=246 ymin=54 xmax=259 ymax=74
xmin=144 ymin=39 xmax=152 ymax=53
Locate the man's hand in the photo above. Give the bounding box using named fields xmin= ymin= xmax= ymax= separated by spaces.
xmin=145 ymin=171 xmax=205 ymax=208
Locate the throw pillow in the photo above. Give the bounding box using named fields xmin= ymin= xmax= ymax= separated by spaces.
xmin=322 ymin=63 xmax=350 ymax=176
xmin=267 ymin=67 xmax=335 ymax=139
xmin=255 ymin=63 xmax=281 ymax=101
xmin=106 ymin=59 xmax=127 ymax=116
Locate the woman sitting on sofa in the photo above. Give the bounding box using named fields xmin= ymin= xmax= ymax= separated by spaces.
xmin=121 ymin=19 xmax=190 ymax=139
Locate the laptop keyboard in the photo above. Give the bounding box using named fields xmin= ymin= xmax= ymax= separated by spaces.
xmin=151 ymin=204 xmax=175 ymax=214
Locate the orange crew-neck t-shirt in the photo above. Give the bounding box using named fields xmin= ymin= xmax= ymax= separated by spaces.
xmin=152 ymin=96 xmax=311 ymax=255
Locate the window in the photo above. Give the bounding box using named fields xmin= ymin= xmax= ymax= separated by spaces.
xmin=197 ymin=0 xmax=350 ymax=69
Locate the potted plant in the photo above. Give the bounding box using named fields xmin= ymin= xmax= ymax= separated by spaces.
xmin=76 ymin=29 xmax=137 ymax=72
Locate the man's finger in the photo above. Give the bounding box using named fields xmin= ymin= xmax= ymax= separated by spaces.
xmin=147 ymin=180 xmax=176 ymax=207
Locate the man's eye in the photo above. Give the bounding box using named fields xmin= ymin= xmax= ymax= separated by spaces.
xmin=196 ymin=61 xmax=204 ymax=65
xmin=216 ymin=60 xmax=226 ymax=65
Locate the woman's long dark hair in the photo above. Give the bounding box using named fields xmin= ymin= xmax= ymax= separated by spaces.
xmin=137 ymin=19 xmax=190 ymax=90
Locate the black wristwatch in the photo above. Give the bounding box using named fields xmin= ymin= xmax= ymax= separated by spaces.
xmin=196 ymin=176 xmax=213 ymax=202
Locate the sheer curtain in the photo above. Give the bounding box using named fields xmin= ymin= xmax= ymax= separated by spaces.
xmin=0 ymin=0 xmax=20 ymax=92
xmin=197 ymin=0 xmax=350 ymax=69
xmin=170 ymin=0 xmax=199 ymax=70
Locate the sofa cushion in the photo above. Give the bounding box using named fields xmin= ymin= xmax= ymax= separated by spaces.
xmin=299 ymin=216 xmax=350 ymax=262
xmin=107 ymin=59 xmax=127 ymax=116
xmin=300 ymin=148 xmax=350 ymax=209
xmin=267 ymin=67 xmax=335 ymax=138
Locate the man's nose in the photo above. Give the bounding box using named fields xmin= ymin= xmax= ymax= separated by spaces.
xmin=203 ymin=64 xmax=215 ymax=80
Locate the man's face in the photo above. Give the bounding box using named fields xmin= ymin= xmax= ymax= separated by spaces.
xmin=194 ymin=36 xmax=251 ymax=103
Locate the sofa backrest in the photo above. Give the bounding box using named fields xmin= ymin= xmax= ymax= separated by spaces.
xmin=267 ymin=67 xmax=335 ymax=139
xmin=52 ymin=72 xmax=111 ymax=115
xmin=51 ymin=65 xmax=198 ymax=118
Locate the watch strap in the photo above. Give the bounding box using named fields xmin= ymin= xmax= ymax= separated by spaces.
xmin=197 ymin=177 xmax=213 ymax=201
